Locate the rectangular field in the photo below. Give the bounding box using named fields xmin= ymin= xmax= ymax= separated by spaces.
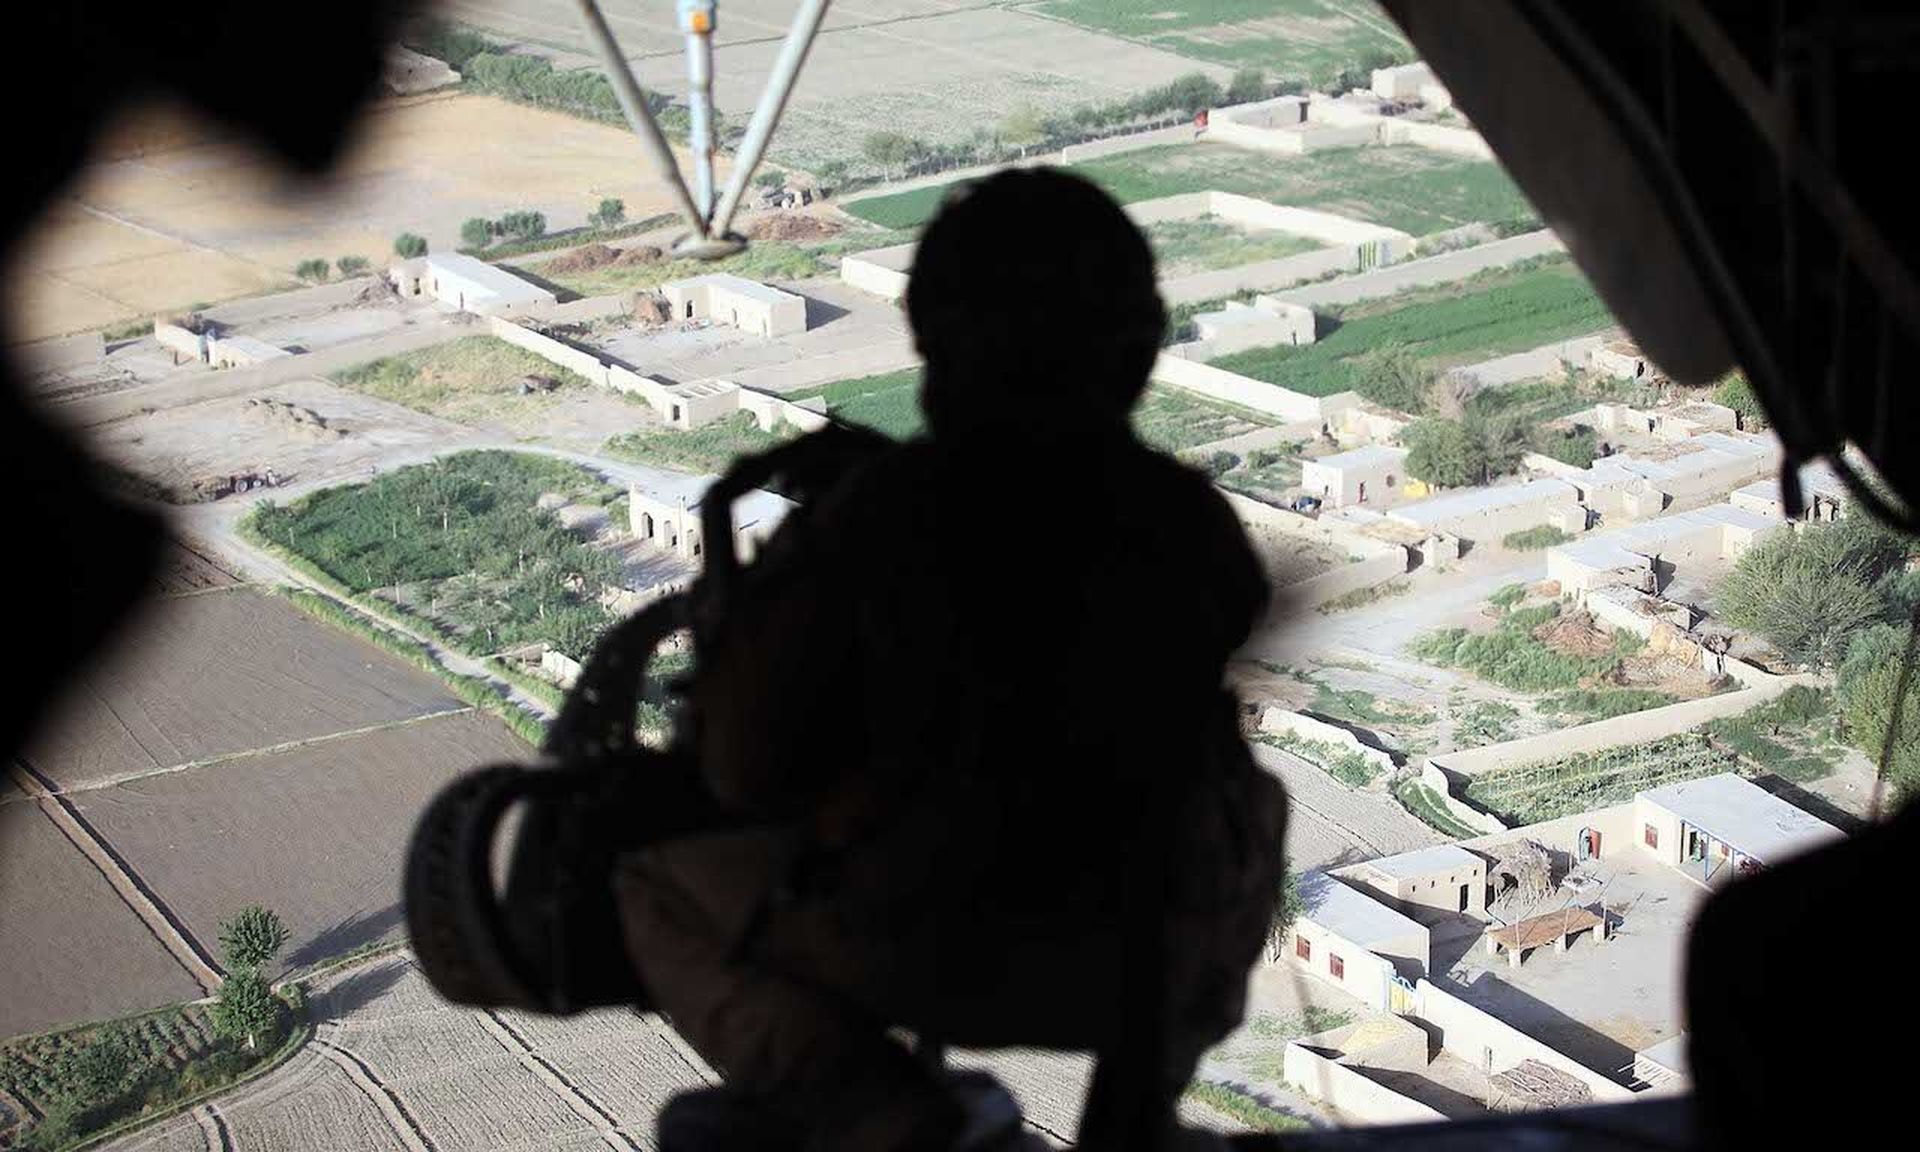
xmin=1145 ymin=217 xmax=1321 ymax=277
xmin=843 ymin=142 xmax=1535 ymax=234
xmin=10 ymin=93 xmax=722 ymax=342
xmin=0 ymin=803 xmax=203 ymax=1039
xmin=1032 ymin=0 xmax=1409 ymax=74
xmin=1209 ymin=259 xmax=1610 ymax=396
xmin=21 ymin=586 xmax=464 ymax=790
xmin=446 ymin=0 xmax=1230 ymax=171
xmin=81 ymin=709 xmax=530 ymax=980
xmin=788 ymin=368 xmax=1275 ymax=449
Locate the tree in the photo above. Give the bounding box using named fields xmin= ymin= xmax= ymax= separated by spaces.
xmin=293 ymin=258 xmax=330 ymax=283
xmin=212 ymin=971 xmax=280 ymax=1051
xmin=1226 ymin=66 xmax=1269 ymax=105
xmin=1403 ymin=418 xmax=1478 ymax=488
xmin=497 ymin=210 xmax=547 ymax=241
xmin=1265 ymin=866 xmax=1302 ymax=962
xmin=1720 ymin=516 xmax=1907 ymax=667
xmin=1353 ymin=344 xmax=1433 ymax=413
xmin=752 ymin=169 xmax=787 ymax=191
xmin=335 ymin=255 xmax=370 ymax=277
xmin=589 ymin=197 xmax=626 ymax=228
xmin=461 ymin=217 xmax=494 ymax=248
xmin=393 ymin=232 xmax=428 ymax=258
xmin=862 ymin=131 xmax=918 ymax=177
xmin=47 ymin=1027 xmax=135 ymax=1113
xmin=1712 ymin=372 xmax=1770 ymax=430
xmin=219 ymin=905 xmax=288 ymax=971
xmin=1000 ymin=104 xmax=1048 ymax=153
xmin=1839 ymin=624 xmax=1920 ymax=801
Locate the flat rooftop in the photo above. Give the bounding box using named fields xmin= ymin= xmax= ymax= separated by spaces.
xmin=1388 ymin=478 xmax=1576 ymax=528
xmin=669 ymin=272 xmax=803 ymax=305
xmin=1308 ymin=444 xmax=1408 ymax=472
xmin=1639 ymin=774 xmax=1843 ymax=865
xmin=1355 ymin=843 xmax=1482 ymax=881
xmin=1301 ymin=871 xmax=1426 ymax=949
xmin=423 ymin=251 xmax=553 ymax=303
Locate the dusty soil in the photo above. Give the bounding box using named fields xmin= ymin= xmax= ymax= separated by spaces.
xmin=93 ymin=377 xmax=470 ymax=501
xmin=21 ymin=587 xmax=463 ymax=789
xmin=151 ymin=539 xmax=240 ymax=596
xmin=543 ymin=242 xmax=666 ymax=274
xmin=739 ymin=212 xmax=842 ymax=242
xmin=0 ymin=803 xmax=203 ymax=1039
xmin=82 ymin=709 xmax=528 ymax=981
xmin=10 ymin=92 xmax=728 ymax=341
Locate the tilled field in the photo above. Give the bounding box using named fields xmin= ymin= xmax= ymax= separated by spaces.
xmin=79 ymin=709 xmax=530 ymax=980
xmin=22 ymin=586 xmax=464 ymax=790
xmin=0 ymin=803 xmax=203 ymax=1039
xmin=107 ymin=952 xmax=1251 ymax=1151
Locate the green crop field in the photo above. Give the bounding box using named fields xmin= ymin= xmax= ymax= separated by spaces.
xmin=1033 ymin=0 xmax=1409 ymax=75
xmin=1210 ymin=259 xmax=1611 ymax=397
xmin=1463 ymin=734 xmax=1740 ymax=826
xmin=842 ymin=142 xmax=1535 ymax=235
xmin=603 ymin=411 xmax=796 ymax=475
xmin=250 ymin=451 xmax=621 ymax=659
xmin=1145 ymin=217 xmax=1322 ymax=276
xmin=790 ymin=369 xmax=1274 ymax=450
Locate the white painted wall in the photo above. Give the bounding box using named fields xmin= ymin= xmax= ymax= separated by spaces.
xmin=839 ymin=244 xmax=915 ymax=301
xmin=1282 ymin=1043 xmax=1447 ymax=1126
xmin=1259 ymin=709 xmax=1397 ymax=776
xmin=1415 ymin=980 xmax=1636 ymax=1102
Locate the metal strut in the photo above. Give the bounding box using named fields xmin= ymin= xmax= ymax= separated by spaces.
xmin=571 ymin=0 xmax=833 ymax=259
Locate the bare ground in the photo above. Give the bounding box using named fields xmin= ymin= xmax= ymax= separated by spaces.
xmin=21 ymin=587 xmax=464 ymax=790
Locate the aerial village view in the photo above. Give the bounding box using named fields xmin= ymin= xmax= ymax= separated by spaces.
xmin=0 ymin=1 xmax=1906 ymax=1149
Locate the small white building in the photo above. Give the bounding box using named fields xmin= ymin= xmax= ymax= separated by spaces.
xmin=1301 ymin=444 xmax=1408 ymax=507
xmin=1371 ymin=61 xmax=1437 ymax=102
xmin=1191 ymin=297 xmax=1316 ymax=357
xmin=661 ymin=273 xmax=807 ymax=337
xmin=1633 ymin=774 xmax=1843 ymax=883
xmin=1387 ymin=478 xmax=1585 ymax=544
xmin=1279 ymin=872 xmax=1430 ymax=1012
xmin=1730 ymin=461 xmax=1848 ymax=522
xmin=391 ymin=252 xmax=557 ymax=316
xmin=628 ymin=472 xmax=794 ymax=564
xmin=1339 ymin=843 xmax=1488 ymax=923
xmin=1546 ymin=502 xmax=1784 ymax=597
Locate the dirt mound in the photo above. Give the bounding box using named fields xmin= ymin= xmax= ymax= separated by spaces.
xmin=1531 ymin=609 xmax=1616 ymax=658
xmin=545 ymin=243 xmax=620 ymax=273
xmin=240 ymin=398 xmax=345 ymax=441
xmin=740 ymin=213 xmax=841 ymax=242
xmin=615 ymin=244 xmax=665 ymax=266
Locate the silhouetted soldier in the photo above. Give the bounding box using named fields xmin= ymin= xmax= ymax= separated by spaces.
xmin=617 ymin=169 xmax=1287 ymax=1151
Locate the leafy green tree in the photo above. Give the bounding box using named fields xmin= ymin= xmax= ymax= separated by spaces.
xmin=497 ymin=210 xmax=547 ymax=241
xmin=47 ymin=1027 xmax=135 ymax=1113
xmin=1000 ymin=104 xmax=1048 ymax=152
xmin=815 ymin=159 xmax=848 ymax=189
xmin=861 ymin=131 xmax=919 ymax=177
xmin=335 ymin=255 xmax=371 ymax=277
xmin=1838 ymin=624 xmax=1920 ymax=801
xmin=393 ymin=232 xmax=428 ymax=258
xmin=1353 ymin=345 xmax=1433 ymax=413
xmin=1265 ymin=866 xmax=1302 ymax=961
xmin=1711 ymin=372 xmax=1770 ymax=430
xmin=293 ymin=258 xmax=330 ymax=282
xmin=212 ymin=972 xmax=280 ymax=1052
xmin=1404 ymin=418 xmax=1478 ymax=488
xmin=589 ymin=197 xmax=626 ymax=228
xmin=461 ymin=217 xmax=494 ymax=248
xmin=1226 ymin=67 xmax=1269 ymax=105
xmin=752 ymin=169 xmax=787 ymax=191
xmin=219 ymin=905 xmax=288 ymax=971
xmin=1720 ymin=517 xmax=1907 ymax=667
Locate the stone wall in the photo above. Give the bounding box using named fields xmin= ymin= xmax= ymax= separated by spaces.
xmin=1415 ymin=980 xmax=1636 ymax=1101
xmin=1282 ymin=1042 xmax=1448 ymax=1126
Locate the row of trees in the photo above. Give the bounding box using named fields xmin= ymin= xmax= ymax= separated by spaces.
xmin=1717 ymin=514 xmax=1920 ymax=800
xmin=294 ymin=255 xmax=372 ymax=282
xmin=461 ymin=209 xmax=549 ymax=249
xmin=857 ymin=66 xmax=1288 ymax=181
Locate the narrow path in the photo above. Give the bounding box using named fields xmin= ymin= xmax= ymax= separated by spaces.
xmin=193 ymin=1104 xmax=232 ymax=1152
xmin=480 ymin=1011 xmax=642 ymax=1152
xmin=313 ymin=1038 xmax=436 ymax=1152
xmin=1272 ymin=230 xmax=1565 ymax=310
xmin=7 ymin=762 xmax=222 ymax=993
